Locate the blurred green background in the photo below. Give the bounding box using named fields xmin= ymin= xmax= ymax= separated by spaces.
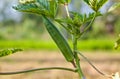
xmin=0 ymin=0 xmax=120 ymax=51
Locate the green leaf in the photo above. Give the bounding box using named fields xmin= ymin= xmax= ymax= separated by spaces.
xmin=108 ymin=2 xmax=120 ymax=12
xmin=58 ymin=0 xmax=71 ymax=4
xmin=13 ymin=0 xmax=58 ymax=18
xmin=97 ymin=0 xmax=108 ymax=10
xmin=0 ymin=48 xmax=23 ymax=57
xmin=49 ymin=0 xmax=58 ymax=17
xmin=84 ymin=11 xmax=102 ymax=23
xmin=13 ymin=3 xmax=45 ymax=15
xmin=37 ymin=0 xmax=49 ymax=10
xmin=114 ymin=34 xmax=120 ymax=49
xmin=83 ymin=0 xmax=108 ymax=12
xmin=70 ymin=12 xmax=84 ymax=27
xmin=83 ymin=0 xmax=90 ymax=5
xmin=18 ymin=0 xmax=36 ymax=4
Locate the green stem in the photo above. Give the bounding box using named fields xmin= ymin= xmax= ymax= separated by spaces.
xmin=76 ymin=51 xmax=106 ymax=76
xmin=72 ymin=35 xmax=85 ymax=79
xmin=56 ymin=21 xmax=72 ymax=34
xmin=64 ymin=4 xmax=70 ymax=18
xmin=0 ymin=67 xmax=76 ymax=75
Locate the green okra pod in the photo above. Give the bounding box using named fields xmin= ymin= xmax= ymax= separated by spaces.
xmin=43 ymin=16 xmax=74 ymax=62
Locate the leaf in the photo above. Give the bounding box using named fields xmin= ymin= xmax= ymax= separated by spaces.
xmin=83 ymin=0 xmax=90 ymax=5
xmin=19 ymin=0 xmax=36 ymax=4
xmin=58 ymin=0 xmax=71 ymax=4
xmin=97 ymin=0 xmax=108 ymax=10
xmin=114 ymin=34 xmax=120 ymax=49
xmin=108 ymin=2 xmax=120 ymax=12
xmin=49 ymin=0 xmax=58 ymax=17
xmin=0 ymin=48 xmax=23 ymax=57
xmin=37 ymin=0 xmax=49 ymax=10
xmin=71 ymin=12 xmax=84 ymax=27
xmin=83 ymin=0 xmax=108 ymax=12
xmin=84 ymin=11 xmax=102 ymax=23
xmin=13 ymin=3 xmax=45 ymax=15
xmin=13 ymin=0 xmax=58 ymax=18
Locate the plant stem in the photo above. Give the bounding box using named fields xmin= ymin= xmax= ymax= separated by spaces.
xmin=64 ymin=4 xmax=70 ymax=18
xmin=0 ymin=67 xmax=76 ymax=75
xmin=77 ymin=51 xmax=106 ymax=76
xmin=72 ymin=35 xmax=85 ymax=79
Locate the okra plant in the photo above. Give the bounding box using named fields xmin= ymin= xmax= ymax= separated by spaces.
xmin=0 ymin=0 xmax=120 ymax=79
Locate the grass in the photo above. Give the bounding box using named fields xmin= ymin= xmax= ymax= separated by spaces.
xmin=0 ymin=39 xmax=115 ymax=51
xmin=77 ymin=39 xmax=114 ymax=50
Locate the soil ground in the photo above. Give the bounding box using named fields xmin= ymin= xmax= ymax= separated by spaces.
xmin=0 ymin=50 xmax=120 ymax=79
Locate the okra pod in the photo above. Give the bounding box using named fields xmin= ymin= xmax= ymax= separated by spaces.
xmin=43 ymin=16 xmax=74 ymax=62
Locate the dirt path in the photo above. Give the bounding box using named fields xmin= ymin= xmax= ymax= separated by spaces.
xmin=0 ymin=50 xmax=120 ymax=79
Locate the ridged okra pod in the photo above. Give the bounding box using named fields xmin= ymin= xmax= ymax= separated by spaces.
xmin=43 ymin=16 xmax=74 ymax=62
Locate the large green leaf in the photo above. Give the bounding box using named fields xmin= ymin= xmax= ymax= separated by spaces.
xmin=0 ymin=48 xmax=23 ymax=57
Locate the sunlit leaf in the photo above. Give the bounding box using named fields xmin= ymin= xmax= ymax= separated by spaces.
xmin=108 ymin=2 xmax=120 ymax=12
xmin=84 ymin=11 xmax=102 ymax=23
xmin=83 ymin=0 xmax=108 ymax=12
xmin=19 ymin=0 xmax=36 ymax=4
xmin=0 ymin=48 xmax=23 ymax=57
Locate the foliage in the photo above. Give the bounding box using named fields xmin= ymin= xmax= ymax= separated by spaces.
xmin=108 ymin=2 xmax=120 ymax=49
xmin=0 ymin=48 xmax=23 ymax=57
xmin=83 ymin=0 xmax=108 ymax=12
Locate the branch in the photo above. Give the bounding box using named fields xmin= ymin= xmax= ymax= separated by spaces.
xmin=0 ymin=67 xmax=77 ymax=75
xmin=76 ymin=51 xmax=109 ymax=77
xmin=64 ymin=4 xmax=70 ymax=18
